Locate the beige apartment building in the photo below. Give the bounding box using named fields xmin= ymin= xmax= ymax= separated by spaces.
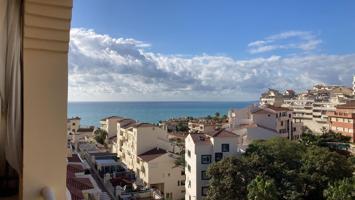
xmin=185 ymin=129 xmax=241 ymax=200
xmin=100 ymin=116 xmax=125 ymax=138
xmin=117 ymin=122 xmax=185 ymax=200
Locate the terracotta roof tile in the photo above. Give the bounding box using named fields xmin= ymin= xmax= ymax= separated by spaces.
xmin=138 ymin=148 xmax=167 ymax=162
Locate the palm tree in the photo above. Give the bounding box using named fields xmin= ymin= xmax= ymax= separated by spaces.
xmin=247 ymin=175 xmax=278 ymax=200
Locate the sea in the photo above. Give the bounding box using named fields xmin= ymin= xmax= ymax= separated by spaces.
xmin=68 ymin=101 xmax=257 ymax=127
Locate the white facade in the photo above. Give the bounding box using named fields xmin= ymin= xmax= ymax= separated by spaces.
xmin=185 ymin=129 xmax=241 ymax=200
xmin=353 ymin=75 xmax=355 ymax=95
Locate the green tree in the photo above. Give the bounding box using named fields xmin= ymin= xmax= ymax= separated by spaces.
xmin=94 ymin=129 xmax=108 ymax=145
xmin=247 ymin=175 xmax=278 ymax=200
xmin=323 ymin=178 xmax=354 ymax=200
xmin=300 ymin=146 xmax=353 ymax=199
xmin=215 ymin=112 xmax=220 ymax=118
xmin=207 ymin=157 xmax=252 ymax=200
xmin=207 ymin=138 xmax=353 ymax=200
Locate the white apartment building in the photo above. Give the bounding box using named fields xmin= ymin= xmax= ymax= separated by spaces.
xmin=229 ymin=105 xmax=303 ymax=141
xmin=251 ymin=105 xmax=302 ymax=139
xmin=185 ymin=129 xmax=241 ymax=200
xmin=353 ymin=75 xmax=355 ymax=95
xmin=100 ymin=116 xmax=125 ymax=138
xmin=117 ymin=122 xmax=185 ymax=200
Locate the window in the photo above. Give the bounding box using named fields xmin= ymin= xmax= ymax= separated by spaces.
xmin=289 ymin=114 xmax=291 ymax=118
xmin=202 ymin=186 xmax=208 ymax=196
xmin=181 ymin=170 xmax=185 ymax=175
xmin=187 ymin=150 xmax=191 ymax=157
xmin=201 ymin=171 xmax=210 ymax=180
xmin=222 ymin=144 xmax=229 ymax=152
xmin=267 ymin=114 xmax=271 ymax=117
xmin=188 ymin=164 xmax=191 ymax=172
xmin=180 ymin=180 xmax=185 ymax=186
xmin=215 ymin=152 xmax=223 ymax=162
xmin=72 ymin=122 xmax=75 ymax=126
xmin=281 ymin=121 xmax=284 ymax=126
xmin=201 ymin=155 xmax=212 ymax=164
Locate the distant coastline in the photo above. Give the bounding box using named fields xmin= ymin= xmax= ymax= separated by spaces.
xmin=68 ymin=101 xmax=257 ymax=126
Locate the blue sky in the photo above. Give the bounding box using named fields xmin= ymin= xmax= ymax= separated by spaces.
xmin=68 ymin=0 xmax=355 ymax=101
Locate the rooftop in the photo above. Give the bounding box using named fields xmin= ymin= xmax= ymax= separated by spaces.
xmin=336 ymin=100 xmax=355 ymax=109
xmin=138 ymin=148 xmax=167 ymax=162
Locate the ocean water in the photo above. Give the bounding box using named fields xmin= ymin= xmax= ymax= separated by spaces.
xmin=68 ymin=101 xmax=256 ymax=126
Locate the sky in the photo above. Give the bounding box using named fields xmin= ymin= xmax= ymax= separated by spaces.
xmin=68 ymin=0 xmax=355 ymax=101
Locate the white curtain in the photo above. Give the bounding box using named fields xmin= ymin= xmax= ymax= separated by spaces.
xmin=0 ymin=0 xmax=22 ymax=176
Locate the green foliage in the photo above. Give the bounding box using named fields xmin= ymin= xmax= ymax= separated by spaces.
xmin=323 ymin=177 xmax=355 ymax=200
xmin=176 ymin=122 xmax=189 ymax=132
xmin=207 ymin=138 xmax=353 ymax=200
xmin=94 ymin=129 xmax=108 ymax=145
xmin=299 ymin=146 xmax=353 ymax=198
xmin=174 ymin=150 xmax=185 ymax=167
xmin=247 ymin=175 xmax=278 ymax=200
xmin=300 ymin=131 xmax=351 ymax=156
xmin=207 ymin=157 xmax=252 ymax=200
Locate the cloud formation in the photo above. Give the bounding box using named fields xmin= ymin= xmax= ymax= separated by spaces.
xmin=248 ymin=31 xmax=322 ymax=54
xmin=68 ymin=28 xmax=355 ymax=101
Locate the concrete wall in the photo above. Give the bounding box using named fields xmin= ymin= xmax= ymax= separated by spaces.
xmin=22 ymin=0 xmax=72 ymax=199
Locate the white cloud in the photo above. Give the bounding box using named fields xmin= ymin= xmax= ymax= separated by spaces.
xmin=68 ymin=28 xmax=355 ymax=101
xmin=248 ymin=31 xmax=322 ymax=54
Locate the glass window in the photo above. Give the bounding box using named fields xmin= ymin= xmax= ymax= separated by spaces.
xmin=188 ymin=164 xmax=191 ymax=172
xmin=202 ymin=186 xmax=209 ymax=196
xmin=215 ymin=152 xmax=223 ymax=162
xmin=222 ymin=144 xmax=229 ymax=152
xmin=187 ymin=150 xmax=191 ymax=157
xmin=201 ymin=155 xmax=212 ymax=164
xmin=201 ymin=171 xmax=210 ymax=180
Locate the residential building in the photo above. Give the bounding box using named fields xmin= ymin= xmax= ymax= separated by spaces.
xmin=72 ymin=126 xmax=95 ymax=148
xmin=353 ymin=75 xmax=355 ymax=95
xmin=67 ymin=117 xmax=81 ymax=135
xmin=188 ymin=121 xmax=216 ymax=134
xmin=185 ymin=129 xmax=241 ymax=200
xmin=251 ymin=105 xmax=302 ymax=139
xmin=259 ymin=88 xmax=285 ymax=106
xmin=327 ymin=100 xmax=355 ymax=143
xmin=117 ymin=122 xmax=185 ymax=200
xmin=66 ymin=154 xmax=105 ymax=200
xmin=100 ymin=116 xmax=125 ymax=138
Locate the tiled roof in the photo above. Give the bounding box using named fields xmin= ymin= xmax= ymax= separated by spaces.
xmin=67 ymin=185 xmax=84 ymax=200
xmin=138 ymin=148 xmax=167 ymax=162
xmin=190 ymin=134 xmax=212 ymax=145
xmin=77 ymin=127 xmax=94 ymax=132
xmin=252 ymin=105 xmax=290 ymax=114
xmin=67 ymin=164 xmax=84 ymax=174
xmin=207 ymin=128 xmax=237 ymax=138
xmin=67 ymin=177 xmax=94 ymax=191
xmin=100 ymin=116 xmax=124 ymax=121
xmin=130 ymin=123 xmax=156 ymax=128
xmin=119 ymin=119 xmax=137 ymax=128
xmin=68 ymin=154 xmax=81 ymax=163
xmin=336 ymin=100 xmax=355 ymax=109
